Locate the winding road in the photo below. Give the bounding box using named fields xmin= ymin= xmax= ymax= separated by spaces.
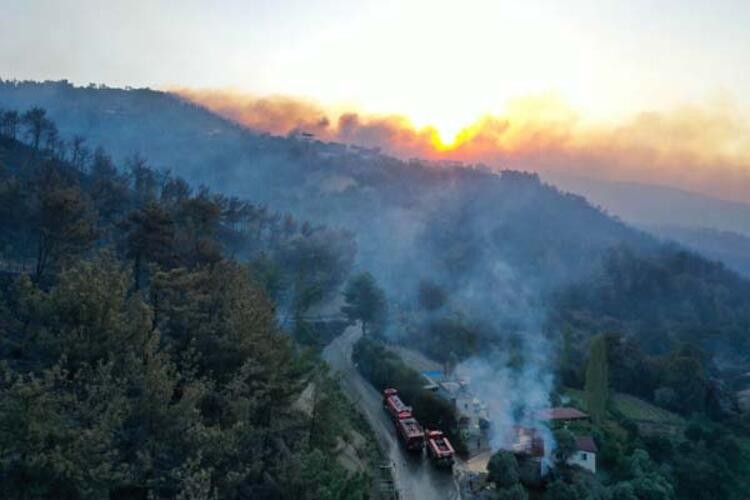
xmin=323 ymin=326 xmax=461 ymax=500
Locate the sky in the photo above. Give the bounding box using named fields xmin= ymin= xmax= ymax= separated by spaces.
xmin=2 ymin=0 xmax=750 ymax=200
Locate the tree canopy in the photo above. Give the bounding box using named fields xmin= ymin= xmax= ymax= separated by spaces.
xmin=341 ymin=272 xmax=387 ymax=336
xmin=585 ymin=334 xmax=609 ymax=424
xmin=0 ymin=109 xmax=371 ymax=498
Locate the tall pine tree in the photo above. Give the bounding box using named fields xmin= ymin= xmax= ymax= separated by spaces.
xmin=585 ymin=334 xmax=609 ymax=424
xmin=341 ymin=272 xmax=387 ymax=336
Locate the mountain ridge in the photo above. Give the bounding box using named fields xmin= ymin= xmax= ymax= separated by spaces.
xmin=548 ymin=173 xmax=750 ymax=236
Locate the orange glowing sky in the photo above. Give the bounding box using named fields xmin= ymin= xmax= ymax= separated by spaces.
xmin=177 ymin=88 xmax=750 ymax=203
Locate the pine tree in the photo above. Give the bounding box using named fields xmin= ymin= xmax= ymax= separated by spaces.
xmin=30 ymin=182 xmax=96 ymax=280
xmin=559 ymin=325 xmax=579 ymax=386
xmin=122 ymin=202 xmax=175 ymax=289
xmin=341 ymin=272 xmax=387 ymax=336
xmin=21 ymin=107 xmax=52 ymax=151
xmin=487 ymin=450 xmax=520 ymax=488
xmin=585 ymin=334 xmax=609 ymax=424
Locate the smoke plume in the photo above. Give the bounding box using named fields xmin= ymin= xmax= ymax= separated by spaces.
xmin=176 ymin=88 xmax=750 ymax=203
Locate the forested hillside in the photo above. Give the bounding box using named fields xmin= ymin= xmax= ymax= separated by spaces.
xmin=555 ymin=245 xmax=750 ymax=357
xmin=0 ymin=112 xmax=372 ymax=499
xmin=2 ymin=80 xmax=748 ymax=371
xmin=653 ymin=225 xmax=750 ymax=278
xmin=0 ymin=81 xmax=650 ymax=296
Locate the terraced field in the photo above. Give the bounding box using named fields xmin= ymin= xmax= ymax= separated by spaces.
xmin=563 ymin=388 xmax=685 ymax=425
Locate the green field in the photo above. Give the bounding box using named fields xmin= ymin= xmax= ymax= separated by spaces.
xmin=613 ymin=393 xmax=685 ymax=424
xmin=563 ymin=388 xmax=684 ymax=424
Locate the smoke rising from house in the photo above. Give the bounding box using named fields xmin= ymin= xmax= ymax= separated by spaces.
xmin=177 ymin=88 xmax=750 ymax=203
xmin=452 ymin=260 xmax=556 ymax=458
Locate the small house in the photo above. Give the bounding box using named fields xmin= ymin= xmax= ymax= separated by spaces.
xmin=568 ymin=436 xmax=597 ymax=473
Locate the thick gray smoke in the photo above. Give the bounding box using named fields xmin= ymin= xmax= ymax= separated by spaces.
xmin=452 ymin=261 xmax=556 ymax=458
xmin=350 ymin=172 xmax=561 ymax=459
xmin=458 ymin=355 xmax=555 ymax=452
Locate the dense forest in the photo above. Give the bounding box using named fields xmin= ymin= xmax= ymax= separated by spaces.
xmin=554 ymin=245 xmax=750 ymax=356
xmin=0 ymin=107 xmax=373 ymax=498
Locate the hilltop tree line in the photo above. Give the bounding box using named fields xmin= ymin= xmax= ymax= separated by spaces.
xmin=0 ymin=107 xmax=370 ymax=499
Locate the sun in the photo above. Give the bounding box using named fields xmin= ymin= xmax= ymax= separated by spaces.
xmin=428 ymin=120 xmax=469 ymax=152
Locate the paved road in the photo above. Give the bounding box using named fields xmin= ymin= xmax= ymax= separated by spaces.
xmin=323 ymin=326 xmax=461 ymax=500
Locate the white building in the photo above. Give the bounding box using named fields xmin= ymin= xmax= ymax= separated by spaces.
xmin=422 ymin=370 xmax=491 ymax=451
xmin=568 ymin=436 xmax=597 ymax=473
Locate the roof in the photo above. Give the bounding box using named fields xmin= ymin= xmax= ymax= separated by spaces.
xmin=440 ymin=381 xmax=463 ymax=395
xmin=536 ymin=407 xmax=589 ymax=421
xmin=576 ymin=436 xmax=598 ymax=453
xmin=422 ymin=370 xmax=445 ymax=380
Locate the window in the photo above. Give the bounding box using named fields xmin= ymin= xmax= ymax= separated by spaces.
xmin=580 ymin=452 xmax=587 ymax=461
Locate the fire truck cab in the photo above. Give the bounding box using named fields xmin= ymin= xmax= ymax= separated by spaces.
xmin=383 ymin=388 xmax=413 ymax=420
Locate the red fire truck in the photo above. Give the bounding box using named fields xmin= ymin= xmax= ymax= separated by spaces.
xmin=383 ymin=388 xmax=413 ymax=421
xmin=383 ymin=388 xmax=425 ymax=452
xmin=396 ymin=416 xmax=426 ymax=452
xmin=425 ymin=429 xmax=455 ymax=467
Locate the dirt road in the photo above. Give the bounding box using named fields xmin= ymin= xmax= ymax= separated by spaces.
xmin=323 ymin=326 xmax=461 ymax=500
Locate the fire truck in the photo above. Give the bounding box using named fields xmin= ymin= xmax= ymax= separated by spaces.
xmin=395 ymin=416 xmax=426 ymax=452
xmin=383 ymin=388 xmax=413 ymax=421
xmin=425 ymin=429 xmax=455 ymax=467
xmin=383 ymin=388 xmax=425 ymax=452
